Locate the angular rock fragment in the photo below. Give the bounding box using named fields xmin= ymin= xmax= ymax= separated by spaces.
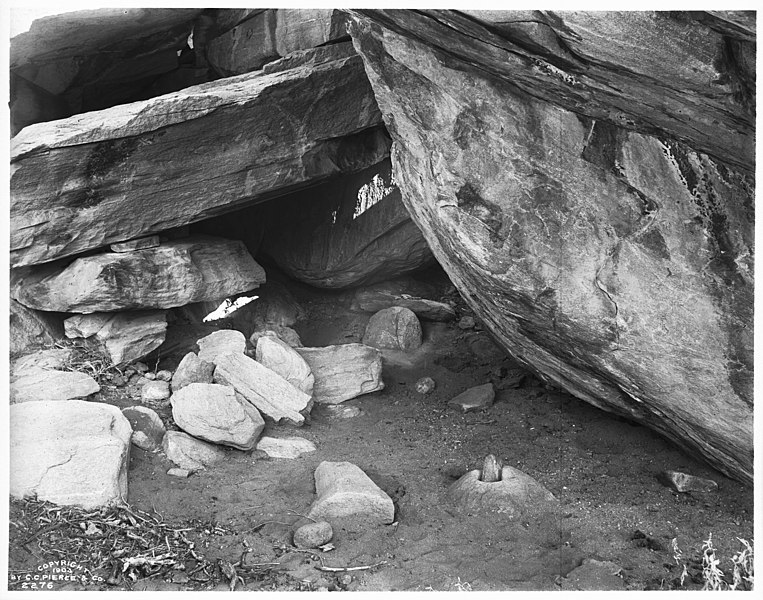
xmin=415 ymin=377 xmax=435 ymax=395
xmin=122 ymin=406 xmax=166 ymax=451
xmin=11 ymin=236 xmax=265 ymax=313
xmin=162 ymin=430 xmax=226 ymax=472
xmin=64 ymin=313 xmax=113 ymax=339
xmin=658 ymin=470 xmax=719 ymax=493
xmin=197 ymin=330 xmax=247 ymax=363
xmin=141 ymin=380 xmax=171 ymax=403
xmin=167 ymin=468 xmax=192 ymax=478
xmin=307 ymin=461 xmax=394 ymax=524
xmin=213 ymin=352 xmax=311 ymax=425
xmin=250 ymin=327 xmax=303 ymax=348
xmin=10 ymin=299 xmax=59 ymax=356
xmin=293 ymin=521 xmax=333 ymax=549
xmin=171 ymin=383 xmax=264 ymax=450
xmin=10 ymin=400 xmax=132 ymax=508
xmin=362 ymin=306 xmax=422 ymax=351
xmin=95 ymin=311 xmax=167 ymax=366
xmin=295 ymin=344 xmax=384 ymax=405
xmin=448 ymin=466 xmax=557 ymax=516
xmin=448 ymin=383 xmax=495 ymax=413
xmin=110 ymin=235 xmax=160 ymax=253
xmin=172 ymin=352 xmax=215 ymax=392
xmin=12 ymin=348 xmax=73 ymax=374
xmin=256 ymin=436 xmax=317 ymax=459
xmin=256 ymin=335 xmax=314 ymax=396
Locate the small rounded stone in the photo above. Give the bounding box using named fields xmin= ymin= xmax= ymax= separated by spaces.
xmin=142 ymin=380 xmax=171 ymax=402
xmin=144 ymin=372 xmax=157 ymax=381
xmin=458 ymin=315 xmax=476 ymax=330
xmin=415 ymin=377 xmax=435 ymax=394
xmin=293 ymin=521 xmax=333 ymax=549
xmin=155 ymin=369 xmax=173 ymax=382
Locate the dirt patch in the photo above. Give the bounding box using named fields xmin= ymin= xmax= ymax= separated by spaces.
xmin=8 ymin=279 xmax=754 ymax=591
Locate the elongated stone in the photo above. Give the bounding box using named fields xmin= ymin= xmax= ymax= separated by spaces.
xmin=11 ymin=236 xmax=265 ymax=313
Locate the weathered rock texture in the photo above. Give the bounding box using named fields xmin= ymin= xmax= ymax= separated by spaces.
xmin=95 ymin=311 xmax=167 ymax=366
xmin=352 ymin=284 xmax=455 ymax=321
xmin=349 ymin=10 xmax=754 ymax=482
xmin=362 ymin=306 xmax=422 ymax=350
xmin=261 ymin=159 xmax=433 ymax=288
xmin=10 ymin=400 xmax=132 ymax=508
xmin=10 ymin=369 xmax=100 ymax=404
xmin=172 ymin=352 xmax=216 ymax=391
xmin=162 ymin=430 xmax=226 ymax=471
xmin=448 ymin=467 xmax=557 ymax=516
xmin=197 ymin=330 xmax=247 ymax=363
xmin=9 ymin=299 xmax=61 ymax=356
xmin=10 ymin=52 xmax=385 ymax=268
xmin=11 ymin=236 xmax=265 ymax=312
xmin=256 ymin=336 xmax=315 ymax=396
xmin=296 ymin=344 xmax=384 ymax=404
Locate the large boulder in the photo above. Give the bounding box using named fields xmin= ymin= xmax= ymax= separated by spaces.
xmin=261 ymin=159 xmax=433 ymax=288
xmin=362 ymin=306 xmax=422 ymax=351
xmin=171 ymin=383 xmax=264 ymax=450
xmin=10 ymin=400 xmax=132 ymax=508
xmin=348 ymin=11 xmax=754 ymax=482
xmin=10 ymin=50 xmax=386 ymax=268
xmin=196 ymin=330 xmax=247 ymax=363
xmin=213 ymin=352 xmax=312 ymax=425
xmin=10 ymin=369 xmax=100 ymax=404
xmin=11 ymin=236 xmax=265 ymax=313
xmin=295 ymin=344 xmax=384 ymax=404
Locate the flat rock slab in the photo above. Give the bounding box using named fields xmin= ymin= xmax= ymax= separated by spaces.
xmin=362 ymin=306 xmax=422 ymax=351
xmin=353 ymin=287 xmax=455 ymax=321
xmin=448 ymin=383 xmax=495 ymax=412
xmin=307 ymin=461 xmax=394 ymax=525
xmin=448 ymin=467 xmax=557 ymax=517
xmin=110 ymin=235 xmax=160 ymax=253
xmin=10 ymin=400 xmax=132 ymax=508
xmin=563 ymin=559 xmax=626 ymax=591
xmin=162 ymin=430 xmax=226 ymax=472
xmin=10 ymin=368 xmax=100 ymax=403
xmin=658 ymin=470 xmax=719 ymax=493
xmin=256 ymin=336 xmax=314 ymax=396
xmin=12 ymin=348 xmax=74 ymax=375
xmin=295 ymin=344 xmax=384 ymax=405
xmin=172 ymin=352 xmax=215 ymax=392
xmin=11 ymin=49 xmax=383 ymax=269
xmin=171 ymin=383 xmax=264 ymax=450
xmin=197 ymin=330 xmax=247 ymax=363
xmin=256 ymin=436 xmax=317 ymax=459
xmin=95 ymin=311 xmax=167 ymax=366
xmin=213 ymin=352 xmax=311 ymax=425
xmin=11 ymin=236 xmax=265 ymax=313
xmin=122 ymin=406 xmax=166 ymax=451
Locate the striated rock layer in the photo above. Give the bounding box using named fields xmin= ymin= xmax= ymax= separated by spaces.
xmin=348 ymin=10 xmax=754 ymax=482
xmin=10 ymin=51 xmax=385 ymax=268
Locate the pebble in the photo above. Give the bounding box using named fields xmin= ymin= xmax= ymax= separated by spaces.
xmin=658 ymin=470 xmax=718 ymax=493
xmin=293 ymin=521 xmax=333 ymax=549
xmin=134 ymin=362 xmax=149 ymax=373
xmin=415 ymin=377 xmax=435 ymax=394
xmin=458 ymin=315 xmax=475 ymax=330
xmin=144 ymin=372 xmax=157 ymax=381
xmin=323 ymin=405 xmax=361 ymax=419
xmin=155 ymin=369 xmax=173 ymax=382
xmin=167 ymin=468 xmax=192 ymax=478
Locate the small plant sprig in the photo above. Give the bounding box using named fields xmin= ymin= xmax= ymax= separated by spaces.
xmin=702 ymin=533 xmax=726 ymax=590
xmin=730 ymin=538 xmax=754 ymax=591
xmin=671 ymin=535 xmax=753 ymax=591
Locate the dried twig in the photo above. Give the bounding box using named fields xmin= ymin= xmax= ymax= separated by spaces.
xmin=316 ymin=561 xmax=388 ymax=573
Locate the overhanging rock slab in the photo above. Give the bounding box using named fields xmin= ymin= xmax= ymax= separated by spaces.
xmin=11 ymin=52 xmax=385 ymax=268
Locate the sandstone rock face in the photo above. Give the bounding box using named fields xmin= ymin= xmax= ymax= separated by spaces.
xmin=207 ymin=9 xmax=349 ymax=76
xmin=349 ymin=11 xmax=754 ymax=482
xmin=308 ymin=461 xmax=395 ymax=525
xmin=162 ymin=430 xmax=226 ymax=471
xmin=10 ymin=400 xmax=132 ymax=508
xmin=11 ymin=51 xmax=385 ymax=268
xmin=95 ymin=311 xmax=167 ymax=366
xmin=295 ymin=344 xmax=384 ymax=404
xmin=11 ymin=236 xmax=265 ymax=312
xmin=197 ymin=330 xmax=247 ymax=363
xmin=213 ymin=352 xmax=312 ymax=425
xmin=261 ymin=159 xmax=432 ymax=288
xmin=171 ymin=383 xmax=264 ymax=450
xmin=362 ymin=306 xmax=422 ymax=351
xmin=172 ymin=352 xmax=216 ymax=392
xmin=256 ymin=336 xmax=314 ymax=396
